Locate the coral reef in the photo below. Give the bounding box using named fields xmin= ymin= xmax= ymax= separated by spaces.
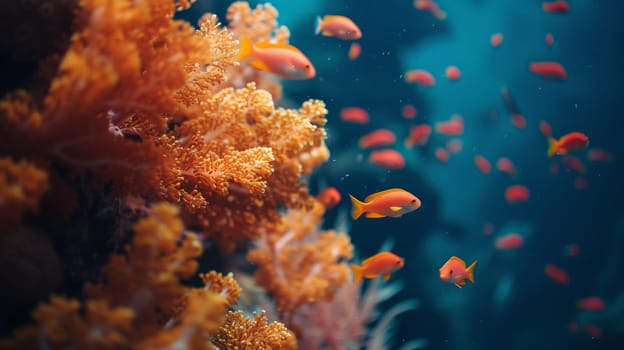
xmin=0 ymin=0 xmax=409 ymax=348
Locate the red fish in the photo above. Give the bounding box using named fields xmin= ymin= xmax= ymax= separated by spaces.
xmin=349 ymin=188 xmax=421 ymax=219
xmin=583 ymin=324 xmax=603 ymax=339
xmin=445 ymin=65 xmax=461 ymax=80
xmin=547 ymin=132 xmax=589 ymax=157
xmin=414 ymin=0 xmax=447 ymax=20
xmin=539 ymin=120 xmax=553 ymax=137
xmin=544 ymin=264 xmax=569 ymax=285
xmin=316 ymin=15 xmax=362 ymax=40
xmin=404 ymin=124 xmax=432 ymax=147
xmin=359 ymin=129 xmax=397 ymax=149
xmin=405 ymin=69 xmax=435 ymax=86
xmin=401 ymin=104 xmax=418 ymax=119
xmin=445 ymin=138 xmax=463 ymax=154
xmin=435 ymin=114 xmax=464 ymax=135
xmin=529 ymin=62 xmax=568 ymax=80
xmin=368 ymin=149 xmax=405 ymax=169
xmin=587 ymin=148 xmax=614 ymax=162
xmin=348 ymin=42 xmax=362 ymax=60
xmin=340 ymin=107 xmax=370 ymax=123
xmin=351 ymin=251 xmax=404 ymax=284
xmin=576 ymin=297 xmax=605 ymax=311
xmin=562 ymin=156 xmax=586 ymax=174
xmin=239 ymin=37 xmax=316 ymax=80
xmin=496 ymin=157 xmax=516 ymax=176
xmin=495 ymin=233 xmax=524 ymax=250
xmin=474 ymin=155 xmax=491 ymax=174
xmin=562 ymin=244 xmax=580 ymax=257
xmin=483 ymin=222 xmax=494 ymax=235
xmin=439 ymin=256 xmax=477 ymax=288
xmin=510 ymin=113 xmax=526 ymax=129
xmin=316 ymin=187 xmax=341 ymax=209
xmin=435 ymin=147 xmax=449 ymax=163
xmin=505 ymin=185 xmax=530 ymax=203
xmin=542 ymin=1 xmax=570 ymax=13
xmin=490 ymin=32 xmax=504 ymax=47
xmin=545 ymin=32 xmax=554 ymax=46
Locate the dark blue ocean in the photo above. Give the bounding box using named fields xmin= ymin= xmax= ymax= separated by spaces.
xmin=186 ymin=1 xmax=624 ymax=349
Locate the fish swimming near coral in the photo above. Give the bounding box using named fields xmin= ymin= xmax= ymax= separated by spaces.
xmin=238 ymin=36 xmax=316 ymax=80
xmin=351 ymin=251 xmax=405 ymax=284
xmin=439 ymin=256 xmax=477 ymax=288
xmin=349 ymin=188 xmax=421 ymax=219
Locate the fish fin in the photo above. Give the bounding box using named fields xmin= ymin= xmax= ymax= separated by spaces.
xmin=364 ymin=188 xmax=404 ymax=202
xmin=458 ymin=280 xmax=466 ymax=286
xmin=315 ymin=16 xmax=323 ymax=35
xmin=349 ymin=194 xmax=366 ymax=220
xmin=238 ymin=36 xmax=253 ymax=60
xmin=365 ymin=212 xmax=386 ymax=218
xmin=454 ymin=282 xmax=463 ymax=288
xmin=450 ymin=256 xmax=466 ymax=266
xmin=350 ymin=264 xmax=363 ymax=284
xmin=389 ymin=206 xmax=403 ymax=212
xmin=248 ymin=59 xmax=271 ymax=73
xmin=467 ymin=260 xmax=478 ymax=283
xmin=383 ymin=272 xmax=392 ymax=281
xmin=255 ymin=41 xmax=303 ymax=54
xmin=547 ymin=137 xmax=558 ymax=157
xmin=321 ymin=30 xmax=334 ymax=37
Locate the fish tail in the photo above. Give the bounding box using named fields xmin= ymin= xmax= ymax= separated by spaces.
xmin=315 ymin=16 xmax=323 ymax=35
xmin=350 ymin=264 xmax=363 ymax=284
xmin=547 ymin=137 xmax=558 ymax=157
xmin=348 ymin=194 xmax=366 ymax=220
xmin=238 ymin=36 xmax=253 ymax=60
xmin=467 ymin=260 xmax=478 ymax=283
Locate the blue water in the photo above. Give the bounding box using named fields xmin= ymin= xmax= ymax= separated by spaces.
xmin=189 ymin=1 xmax=624 ymax=349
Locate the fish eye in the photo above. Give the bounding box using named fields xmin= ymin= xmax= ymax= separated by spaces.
xmin=449 ymin=269 xmax=453 ymax=274
xmin=305 ymin=64 xmax=310 ymax=69
xmin=411 ymin=199 xmax=416 ymax=203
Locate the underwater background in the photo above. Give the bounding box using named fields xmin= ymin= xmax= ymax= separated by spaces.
xmin=186 ymin=0 xmax=624 ymax=349
xmin=1 ymin=0 xmax=622 ymax=349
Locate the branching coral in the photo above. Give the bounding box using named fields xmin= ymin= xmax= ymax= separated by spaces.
xmin=0 ymin=0 xmax=329 ymax=251
xmin=0 ymin=158 xmax=49 ymax=230
xmin=1 ymin=203 xmax=294 ymax=350
xmin=248 ymin=201 xmax=353 ymax=322
xmin=220 ymin=1 xmax=292 ymax=99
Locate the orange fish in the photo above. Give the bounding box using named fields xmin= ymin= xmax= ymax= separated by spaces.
xmin=350 ymin=251 xmax=404 ymax=284
xmin=239 ymin=36 xmax=315 ymax=80
xmin=349 ymin=188 xmax=421 ymax=220
xmin=315 ymin=15 xmax=362 ymax=40
xmin=547 ymin=132 xmax=589 ymax=157
xmin=439 ymin=256 xmax=477 ymax=288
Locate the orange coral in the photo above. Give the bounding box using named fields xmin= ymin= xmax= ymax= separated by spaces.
xmin=0 ymin=158 xmax=49 ymax=230
xmin=220 ymin=1 xmax=292 ymax=99
xmin=213 ymin=310 xmax=297 ymax=350
xmin=0 ymin=0 xmax=329 ymax=250
xmin=2 ymin=202 xmax=297 ymax=349
xmin=247 ymin=201 xmax=353 ymax=319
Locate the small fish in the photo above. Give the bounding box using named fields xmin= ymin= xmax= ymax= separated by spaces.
xmin=316 ymin=15 xmax=362 ymax=40
xmin=547 ymin=132 xmax=589 ymax=157
xmin=350 ymin=251 xmax=404 ymax=284
xmin=349 ymin=188 xmax=421 ymax=220
xmin=238 ymin=36 xmax=315 ymax=80
xmin=439 ymin=256 xmax=477 ymax=288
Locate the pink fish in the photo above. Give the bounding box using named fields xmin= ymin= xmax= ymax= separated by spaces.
xmin=316 ymin=15 xmax=362 ymax=40
xmin=239 ymin=36 xmax=315 ymax=80
xmin=349 ymin=188 xmax=421 ymax=219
